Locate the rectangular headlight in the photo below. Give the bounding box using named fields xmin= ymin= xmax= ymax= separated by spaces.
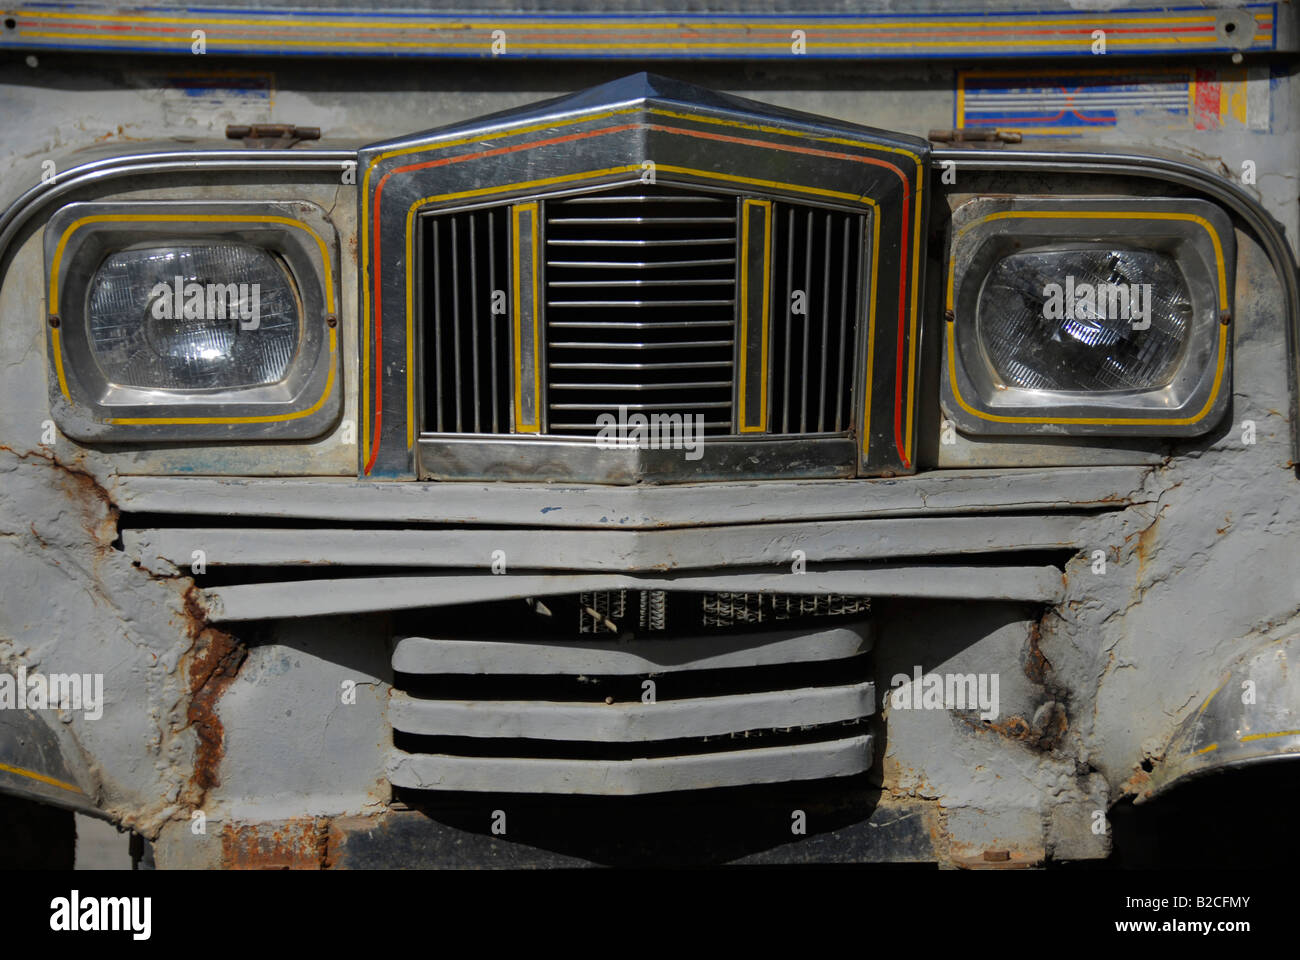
xmin=942 ymin=197 xmax=1233 ymax=436
xmin=45 ymin=201 xmax=339 ymax=442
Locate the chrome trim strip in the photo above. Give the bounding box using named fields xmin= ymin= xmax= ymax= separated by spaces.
xmin=417 ymin=434 xmax=856 ymax=482
xmin=0 ymin=149 xmax=357 ymax=264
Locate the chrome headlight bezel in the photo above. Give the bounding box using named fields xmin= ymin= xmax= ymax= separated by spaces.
xmin=941 ymin=196 xmax=1235 ymax=436
xmin=44 ymin=200 xmax=340 ymax=442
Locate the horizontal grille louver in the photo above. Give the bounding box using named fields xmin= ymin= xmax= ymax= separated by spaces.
xmin=545 ymin=187 xmax=739 ymax=435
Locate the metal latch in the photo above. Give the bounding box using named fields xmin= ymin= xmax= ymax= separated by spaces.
xmin=225 ymin=123 xmax=321 ymax=149
xmin=928 ymin=128 xmax=1022 ymax=145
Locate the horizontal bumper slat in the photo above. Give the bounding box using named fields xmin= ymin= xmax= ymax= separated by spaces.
xmin=387 ymin=735 xmax=872 ymax=795
xmin=201 ymin=566 xmax=1065 ymax=621
xmin=109 ymin=466 xmax=1150 ymax=527
xmin=125 ymin=514 xmax=1086 ymax=570
xmin=391 ymin=622 xmax=870 ymax=676
xmin=390 ymin=681 xmax=875 ymax=741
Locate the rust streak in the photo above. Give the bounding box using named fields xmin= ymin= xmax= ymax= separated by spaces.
xmin=185 ymin=586 xmax=246 ymax=805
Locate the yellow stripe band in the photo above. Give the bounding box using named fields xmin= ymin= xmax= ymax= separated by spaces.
xmin=0 ymin=759 xmax=83 ymax=794
xmin=511 ymin=202 xmax=542 ymax=433
xmin=1240 ymin=729 xmax=1300 ymax=743
xmin=861 ymin=213 xmax=881 ymax=456
xmin=738 ymin=199 xmax=772 ymax=433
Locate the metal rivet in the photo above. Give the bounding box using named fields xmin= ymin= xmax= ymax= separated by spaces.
xmin=944 ymin=309 xmax=955 ymax=323
xmin=48 ymin=314 xmax=60 ymax=328
xmin=1220 ymin=311 xmax=1232 ymax=326
xmin=326 ymin=314 xmax=338 ymax=328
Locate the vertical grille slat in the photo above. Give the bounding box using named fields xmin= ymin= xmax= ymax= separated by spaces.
xmin=419 ymin=185 xmax=862 ymax=442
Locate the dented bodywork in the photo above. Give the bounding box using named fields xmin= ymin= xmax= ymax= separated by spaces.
xmin=1 ymin=1 xmax=1298 ymax=868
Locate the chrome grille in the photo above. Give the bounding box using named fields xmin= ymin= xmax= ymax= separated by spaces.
xmin=545 ymin=186 xmax=738 ymax=435
xmin=418 ymin=184 xmax=863 ymax=440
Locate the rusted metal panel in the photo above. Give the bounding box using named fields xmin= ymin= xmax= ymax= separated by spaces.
xmin=221 ymin=819 xmax=335 ymax=870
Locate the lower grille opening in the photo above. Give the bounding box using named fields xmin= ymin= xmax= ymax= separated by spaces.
xmin=387 ymin=590 xmax=875 ymax=796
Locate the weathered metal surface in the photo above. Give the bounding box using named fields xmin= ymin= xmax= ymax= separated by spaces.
xmin=392 ymin=622 xmax=870 ymax=675
xmin=1139 ymin=631 xmax=1300 ymax=802
xmin=0 ymin=443 xmax=218 ymax=837
xmin=221 ymin=819 xmax=335 ymax=870
xmin=388 ymin=735 xmax=873 ymax=795
xmin=185 ymin=625 xmax=247 ymax=806
xmin=1 ymin=2 xmax=1286 ymax=60
xmin=390 ymin=682 xmax=875 ymax=742
xmin=203 ymin=565 xmax=1068 ymax=621
xmin=0 ymin=42 xmax=1295 ymax=869
xmin=110 ymin=465 xmax=1153 ymax=527
xmin=125 ymin=513 xmax=1093 ymax=572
